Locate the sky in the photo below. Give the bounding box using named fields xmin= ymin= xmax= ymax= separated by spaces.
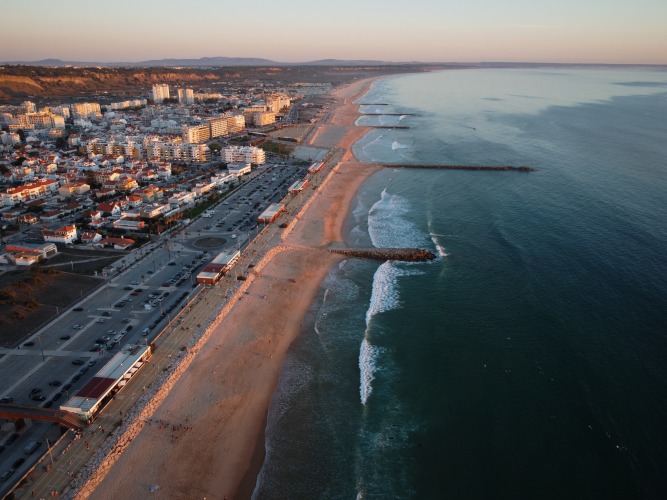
xmin=2 ymin=0 xmax=667 ymax=64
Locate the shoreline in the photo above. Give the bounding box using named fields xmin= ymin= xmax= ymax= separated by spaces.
xmin=80 ymin=76 xmax=386 ymax=499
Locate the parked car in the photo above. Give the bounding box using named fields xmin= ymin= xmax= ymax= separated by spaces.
xmin=5 ymin=433 xmax=19 ymax=445
xmin=48 ymin=380 xmax=62 ymax=387
xmin=0 ymin=469 xmax=14 ymax=481
xmin=0 ymin=396 xmax=13 ymax=404
xmin=59 ymin=335 xmax=71 ymax=340
xmin=72 ymin=359 xmax=84 ymax=365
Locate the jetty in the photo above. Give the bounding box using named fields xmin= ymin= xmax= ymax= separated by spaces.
xmin=382 ymin=164 xmax=535 ymax=172
xmin=328 ymin=247 xmax=436 ymax=262
xmin=367 ymin=125 xmax=410 ymax=129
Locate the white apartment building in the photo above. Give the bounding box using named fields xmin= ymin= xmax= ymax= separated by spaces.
xmin=177 ymin=88 xmax=195 ymax=104
xmin=109 ymin=99 xmax=147 ymax=110
xmin=148 ymin=141 xmax=210 ymax=163
xmin=225 ymin=114 xmax=245 ymax=133
xmin=182 ymin=124 xmax=211 ymax=143
xmin=71 ymin=102 xmax=101 ymax=119
xmin=18 ymin=112 xmax=66 ymax=129
xmin=151 ymin=84 xmax=170 ymax=103
xmin=252 ymin=111 xmax=276 ymax=126
xmin=51 ymin=105 xmax=71 ymax=118
xmin=208 ymin=117 xmax=229 ymax=138
xmin=222 ymin=146 xmax=265 ymax=165
xmin=266 ymin=93 xmax=291 ymax=113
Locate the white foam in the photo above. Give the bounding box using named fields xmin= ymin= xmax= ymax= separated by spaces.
xmin=365 ymin=261 xmax=400 ymax=326
xmin=391 ymin=141 xmax=410 ymax=151
xmin=430 ymin=233 xmax=449 ymax=257
xmin=323 ymin=288 xmax=331 ymax=304
xmin=359 ymin=338 xmax=379 ymax=405
xmin=368 ymin=189 xmax=425 ymax=248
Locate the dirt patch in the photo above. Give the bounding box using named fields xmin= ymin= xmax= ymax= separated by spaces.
xmin=269 ymin=124 xmax=310 ymax=141
xmin=43 ymin=247 xmax=126 ymax=275
xmin=192 ymin=237 xmax=227 ymax=249
xmin=0 ymin=268 xmax=101 ymax=347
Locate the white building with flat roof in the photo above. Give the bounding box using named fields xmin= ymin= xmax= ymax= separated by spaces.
xmin=177 ymin=88 xmax=194 ymax=104
xmin=223 ymin=145 xmax=265 ymax=165
xmin=71 ymin=102 xmax=101 ymax=119
xmin=151 ymin=84 xmax=170 ymax=103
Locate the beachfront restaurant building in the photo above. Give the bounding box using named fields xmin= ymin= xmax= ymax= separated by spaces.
xmin=288 ymin=179 xmax=309 ymax=193
xmin=196 ymin=249 xmax=241 ymax=284
xmin=60 ymin=344 xmax=151 ymax=420
xmin=257 ymin=203 xmax=285 ymax=224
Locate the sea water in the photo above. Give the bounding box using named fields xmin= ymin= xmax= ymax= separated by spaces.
xmin=253 ymin=68 xmax=667 ymax=498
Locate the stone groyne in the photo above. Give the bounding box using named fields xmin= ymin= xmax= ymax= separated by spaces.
xmin=384 ymin=164 xmax=535 ymax=172
xmin=328 ymin=247 xmax=436 ymax=262
xmin=368 ymin=125 xmax=410 ymax=129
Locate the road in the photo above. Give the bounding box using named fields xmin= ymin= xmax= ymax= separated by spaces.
xmin=0 ymin=160 xmax=310 ymax=492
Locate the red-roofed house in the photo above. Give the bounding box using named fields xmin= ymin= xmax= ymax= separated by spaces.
xmin=1 ymin=179 xmax=59 ymax=206
xmin=42 ymin=225 xmax=77 ymax=244
xmin=94 ymin=237 xmax=134 ymax=250
xmin=81 ymin=231 xmax=103 ymax=244
xmin=97 ymin=202 xmax=121 ymax=216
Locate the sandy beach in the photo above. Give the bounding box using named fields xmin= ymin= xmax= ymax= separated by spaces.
xmin=80 ymin=77 xmax=382 ymax=499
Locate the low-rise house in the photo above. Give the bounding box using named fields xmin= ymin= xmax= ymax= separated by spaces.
xmin=139 ymin=203 xmax=169 ymax=219
xmin=97 ymin=202 xmax=122 ymax=216
xmin=168 ymin=191 xmax=195 ymax=206
xmin=5 ymin=242 xmax=57 ymax=259
xmin=58 ymin=182 xmax=91 ymax=198
xmin=42 ymin=224 xmax=77 ymax=244
xmin=94 ymin=237 xmax=134 ymax=250
xmin=81 ymin=231 xmax=103 ymax=244
xmin=95 ymin=187 xmax=117 ymax=199
xmin=40 ymin=209 xmax=63 ymax=222
xmin=125 ymin=194 xmax=143 ymax=208
xmin=112 ymin=217 xmax=146 ymax=232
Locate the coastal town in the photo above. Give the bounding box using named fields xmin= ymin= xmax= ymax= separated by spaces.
xmin=0 ymin=79 xmax=325 ymax=263
xmin=0 ymin=75 xmax=346 ymax=497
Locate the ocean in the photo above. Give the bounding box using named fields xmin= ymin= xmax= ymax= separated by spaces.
xmin=253 ymin=68 xmax=667 ymax=499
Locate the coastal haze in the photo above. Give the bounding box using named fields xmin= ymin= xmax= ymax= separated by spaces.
xmin=2 ymin=0 xmax=667 ymax=64
xmin=1 ymin=0 xmax=667 ymax=499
